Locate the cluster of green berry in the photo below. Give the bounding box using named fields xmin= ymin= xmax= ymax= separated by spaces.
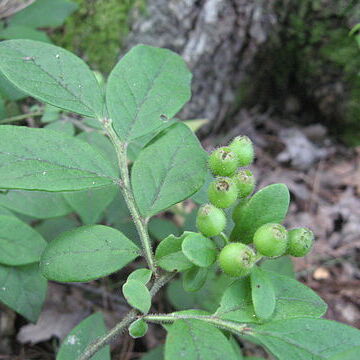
xmin=196 ymin=136 xmax=314 ymax=277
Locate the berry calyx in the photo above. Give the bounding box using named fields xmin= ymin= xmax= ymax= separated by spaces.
xmin=208 ymin=177 xmax=238 ymax=208
xmin=196 ymin=204 xmax=227 ymax=237
xmin=208 ymin=146 xmax=238 ymax=177
xmin=228 ymin=135 xmax=254 ymax=167
xmin=231 ymin=169 xmax=255 ymax=198
xmin=253 ymin=223 xmax=288 ymax=257
xmin=287 ymin=227 xmax=314 ymax=257
xmin=218 ymin=242 xmax=255 ymax=277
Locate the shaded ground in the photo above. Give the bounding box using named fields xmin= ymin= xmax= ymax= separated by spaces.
xmin=0 ymin=110 xmax=359 ymax=359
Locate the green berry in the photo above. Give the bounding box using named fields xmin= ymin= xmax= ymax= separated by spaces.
xmin=129 ymin=319 xmax=148 ymax=338
xmin=208 ymin=147 xmax=238 ymax=177
xmin=231 ymin=169 xmax=255 ymax=198
xmin=208 ymin=177 xmax=238 ymax=208
xmin=287 ymin=227 xmax=314 ymax=257
xmin=253 ymin=223 xmax=288 ymax=257
xmin=196 ymin=204 xmax=227 ymax=237
xmin=218 ymin=242 xmax=255 ymax=277
xmin=229 ymin=136 xmax=254 ymax=166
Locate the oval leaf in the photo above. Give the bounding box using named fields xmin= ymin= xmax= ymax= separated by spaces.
xmin=231 ymin=184 xmax=290 ymax=243
xmin=106 ymin=44 xmax=192 ymax=141
xmin=0 ymin=263 xmax=47 ymax=323
xmin=155 ymin=233 xmax=193 ymax=272
xmin=132 ymin=123 xmax=207 ymax=217
xmin=250 ymin=266 xmax=276 ymax=321
xmin=165 ymin=319 xmax=238 ymax=360
xmin=122 ymin=279 xmax=151 ymax=314
xmin=249 ymin=318 xmax=360 ymax=360
xmin=181 ymin=233 xmax=217 ymax=268
xmin=0 ymin=215 xmax=46 ymax=266
xmin=0 ymin=40 xmax=104 ymax=117
xmin=128 ymin=268 xmax=152 ymax=285
xmin=217 ymin=270 xmax=327 ymax=323
xmin=0 ymin=190 xmax=72 ymax=219
xmin=57 ymin=312 xmax=110 ymax=360
xmin=0 ymin=126 xmax=117 ymax=191
xmin=40 ymin=225 xmax=140 ymax=282
xmin=183 ymin=267 xmax=208 ymax=292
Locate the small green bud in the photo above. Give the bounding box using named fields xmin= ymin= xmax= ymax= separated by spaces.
xmin=218 ymin=242 xmax=255 ymax=277
xmin=208 ymin=177 xmax=238 ymax=208
xmin=287 ymin=227 xmax=314 ymax=257
xmin=129 ymin=318 xmax=148 ymax=338
xmin=231 ymin=169 xmax=255 ymax=198
xmin=229 ymin=136 xmax=254 ymax=166
xmin=253 ymin=223 xmax=288 ymax=257
xmin=208 ymin=147 xmax=238 ymax=177
xmin=196 ymin=204 xmax=227 ymax=237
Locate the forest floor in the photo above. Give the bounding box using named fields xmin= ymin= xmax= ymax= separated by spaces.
xmin=1 ymin=111 xmax=359 ymax=359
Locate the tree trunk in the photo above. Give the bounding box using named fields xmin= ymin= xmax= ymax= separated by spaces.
xmin=126 ymin=0 xmax=360 ymax=141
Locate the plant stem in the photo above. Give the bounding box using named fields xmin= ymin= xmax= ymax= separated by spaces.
xmin=102 ymin=118 xmax=157 ymax=274
xmin=143 ymin=313 xmax=249 ymax=336
xmin=0 ymin=111 xmax=43 ymax=124
xmin=78 ymin=272 xmax=174 ymax=360
xmin=219 ymin=232 xmax=230 ymax=245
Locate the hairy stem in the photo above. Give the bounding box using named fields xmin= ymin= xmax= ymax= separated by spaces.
xmin=103 ymin=119 xmax=157 ymax=274
xmin=143 ymin=313 xmax=249 ymax=336
xmin=78 ymin=273 xmax=174 ymax=360
xmin=0 ymin=111 xmax=43 ymax=124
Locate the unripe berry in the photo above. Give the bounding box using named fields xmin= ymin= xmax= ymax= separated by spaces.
xmin=218 ymin=242 xmax=255 ymax=277
xmin=253 ymin=223 xmax=288 ymax=257
xmin=231 ymin=169 xmax=255 ymax=198
xmin=208 ymin=177 xmax=238 ymax=208
xmin=196 ymin=204 xmax=227 ymax=237
xmin=287 ymin=227 xmax=314 ymax=257
xmin=208 ymin=147 xmax=238 ymax=177
xmin=229 ymin=136 xmax=254 ymax=167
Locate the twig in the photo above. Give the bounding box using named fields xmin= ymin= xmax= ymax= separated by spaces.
xmin=0 ymin=111 xmax=43 ymax=124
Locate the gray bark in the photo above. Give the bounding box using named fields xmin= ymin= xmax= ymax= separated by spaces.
xmin=126 ymin=0 xmax=277 ymax=133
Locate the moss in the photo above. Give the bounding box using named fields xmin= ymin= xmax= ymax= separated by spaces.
xmin=51 ymin=0 xmax=145 ymax=74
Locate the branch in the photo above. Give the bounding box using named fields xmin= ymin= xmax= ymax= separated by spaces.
xmin=102 ymin=118 xmax=157 ymax=274
xmin=78 ymin=272 xmax=175 ymax=360
xmin=0 ymin=111 xmax=43 ymax=124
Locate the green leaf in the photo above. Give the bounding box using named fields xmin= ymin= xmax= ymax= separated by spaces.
xmin=0 ymin=126 xmax=117 ymax=191
xmin=230 ymin=184 xmax=290 ymax=243
xmin=56 ymin=312 xmax=110 ymax=360
xmin=167 ymin=271 xmax=232 ymax=313
xmin=191 ymin=171 xmax=213 ymax=204
xmin=250 ymin=266 xmax=276 ymax=321
xmin=132 ymin=123 xmax=207 ymax=217
xmin=0 ymin=190 xmax=72 ymax=219
xmin=0 ymin=72 xmax=26 ymax=100
xmin=41 ymin=104 xmax=62 ymax=123
xmin=229 ymin=336 xmax=244 ymax=359
xmin=165 ymin=319 xmax=238 ymax=360
xmin=123 ymin=279 xmax=151 ymax=314
xmin=0 ymin=263 xmax=47 ymax=322
xmin=249 ymin=318 xmax=360 ymax=360
xmin=0 ymin=25 xmax=51 ymax=43
xmin=183 ymin=267 xmax=208 ymax=292
xmin=181 ymin=233 xmax=217 ymax=267
xmin=155 ymin=233 xmax=193 ymax=272
xmin=40 ymin=225 xmax=140 ymax=282
xmin=0 ymin=40 xmax=104 ymax=117
xmin=217 ymin=270 xmax=327 ymax=323
xmin=328 ymin=346 xmax=360 ymax=360
xmin=128 ymin=268 xmax=152 ymax=285
xmin=10 ymin=0 xmax=78 ymax=28
xmin=0 ymin=215 xmax=46 ymax=266
xmin=184 ymin=118 xmax=209 ymax=133
xmin=148 ymin=217 xmax=181 ymax=241
xmin=35 ymin=217 xmax=80 ymax=241
xmin=106 ymin=44 xmax=192 ymax=141
xmin=63 ymin=186 xmax=117 ymax=224
xmin=129 ymin=318 xmax=148 ymax=338
xmin=260 ymin=256 xmax=294 ymax=278
xmin=45 ymin=121 xmax=75 ymax=135
xmin=140 ymin=345 xmax=164 ymax=360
